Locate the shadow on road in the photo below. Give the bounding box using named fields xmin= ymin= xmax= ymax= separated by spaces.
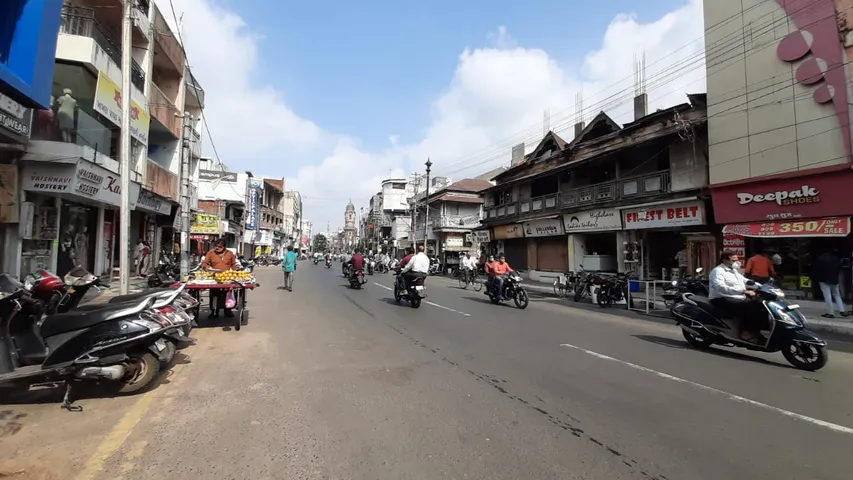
xmin=631 ymin=334 xmax=792 ymax=369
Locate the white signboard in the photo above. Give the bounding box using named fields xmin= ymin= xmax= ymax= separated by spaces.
xmin=563 ymin=209 xmax=622 ymax=233
xmin=522 ymin=218 xmax=564 ymax=237
xmin=136 ymin=189 xmax=172 ymax=215
xmin=20 ymin=163 xmax=76 ymax=193
xmin=445 ymin=236 xmax=464 ymax=247
xmin=622 ymin=200 xmax=705 ymax=229
xmin=473 ymin=230 xmax=491 ymax=243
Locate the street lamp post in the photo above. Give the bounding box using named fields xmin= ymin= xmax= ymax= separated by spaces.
xmin=423 ymin=159 xmax=432 ymax=252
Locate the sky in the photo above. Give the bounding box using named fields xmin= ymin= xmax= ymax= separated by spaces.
xmin=154 ymin=0 xmax=706 ymax=232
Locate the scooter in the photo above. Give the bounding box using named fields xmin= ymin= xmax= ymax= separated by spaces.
xmin=147 ymin=254 xmax=180 ymax=288
xmin=326 ymin=258 xmax=332 ymax=268
xmin=484 ymin=272 xmax=529 ymax=309
xmin=349 ymin=268 xmax=367 ymax=289
xmin=25 ymin=267 xmax=108 ymax=314
xmin=393 ymin=272 xmax=426 ymax=308
xmin=0 ymin=275 xmax=192 ymax=409
xmin=671 ymin=280 xmax=828 ymax=371
xmin=663 ymin=267 xmax=709 ymax=309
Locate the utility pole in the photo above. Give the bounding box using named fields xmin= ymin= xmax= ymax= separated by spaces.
xmin=423 ymin=159 xmax=432 ymax=251
xmin=118 ymin=0 xmax=134 ymax=294
xmin=179 ymin=114 xmax=193 ymax=279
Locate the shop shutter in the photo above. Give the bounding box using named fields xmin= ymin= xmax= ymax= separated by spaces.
xmin=536 ymin=237 xmax=568 ymax=272
xmin=504 ymin=239 xmax=527 ymax=270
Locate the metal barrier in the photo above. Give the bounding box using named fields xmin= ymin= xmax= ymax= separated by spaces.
xmin=627 ymin=280 xmax=676 ymax=317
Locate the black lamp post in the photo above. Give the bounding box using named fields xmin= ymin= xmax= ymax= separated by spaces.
xmin=423 ymin=158 xmax=432 ymax=251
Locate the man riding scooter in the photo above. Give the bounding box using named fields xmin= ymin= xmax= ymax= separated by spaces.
xmin=708 ymin=251 xmax=765 ymax=344
xmin=346 ymin=249 xmax=365 ymax=280
xmin=488 ymin=254 xmax=514 ymax=301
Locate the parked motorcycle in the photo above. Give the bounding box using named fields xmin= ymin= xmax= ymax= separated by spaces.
xmin=485 ymin=272 xmax=529 ymax=309
xmin=0 ymin=275 xmax=193 ymax=409
xmin=349 ymin=268 xmax=367 ymax=289
xmin=671 ymin=280 xmax=828 ymax=371
xmin=25 ymin=267 xmax=108 ymax=315
xmin=663 ymin=268 xmax=708 ymax=309
xmin=596 ymin=273 xmax=630 ymax=308
xmin=573 ymin=269 xmax=602 ymax=303
xmin=393 ymin=272 xmax=426 ymax=308
xmin=148 ymin=254 xmax=180 ymax=288
xmin=237 ymin=256 xmax=255 ymax=273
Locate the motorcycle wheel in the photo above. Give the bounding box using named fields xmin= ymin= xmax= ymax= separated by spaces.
xmin=597 ymin=289 xmax=613 ymax=308
xmin=681 ymin=329 xmax=714 ymax=349
xmin=782 ymin=343 xmax=828 ymax=371
xmin=410 ymin=297 xmax=422 ymax=308
xmin=394 ymin=285 xmax=402 ymax=303
xmin=147 ymin=276 xmax=162 ymax=288
xmin=513 ymin=289 xmax=529 ymax=309
xmin=118 ymin=352 xmax=160 ymax=394
xmin=46 ymin=292 xmax=62 ymax=315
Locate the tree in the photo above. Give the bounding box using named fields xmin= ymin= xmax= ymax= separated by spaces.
xmin=312 ymin=234 xmax=329 ymax=253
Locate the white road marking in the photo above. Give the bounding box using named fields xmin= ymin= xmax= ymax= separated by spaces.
xmin=373 ymin=283 xmax=471 ymax=316
xmin=559 ymin=343 xmax=853 ymax=435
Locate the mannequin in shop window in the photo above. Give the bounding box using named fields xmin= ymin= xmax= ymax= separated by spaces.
xmin=58 ymin=224 xmax=76 ymax=277
xmin=56 ymin=88 xmax=77 ymax=143
xmin=74 ymin=224 xmax=89 ymax=271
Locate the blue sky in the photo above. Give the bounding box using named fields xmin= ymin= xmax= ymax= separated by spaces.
xmin=163 ymin=0 xmax=705 ymax=229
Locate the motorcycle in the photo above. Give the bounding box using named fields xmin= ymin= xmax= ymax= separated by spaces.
xmin=342 ymin=263 xmax=352 ymax=278
xmin=0 ymin=275 xmax=194 ymax=409
xmin=326 ymin=258 xmax=332 ymax=268
xmin=393 ymin=272 xmax=426 ymax=308
xmin=663 ymin=267 xmax=708 ymax=309
xmin=148 ymin=254 xmax=180 ymax=288
xmin=349 ymin=268 xmax=367 ymax=289
xmin=26 ymin=267 xmax=109 ymax=315
xmin=484 ymin=272 xmax=529 ymax=309
xmin=367 ymin=260 xmax=375 ymax=275
xmin=237 ymin=256 xmax=254 ymax=273
xmin=671 ymin=280 xmax=828 ymax=371
xmin=428 ymin=257 xmax=443 ymax=276
xmin=596 ymin=273 xmax=630 ymax=308
xmin=314 ymin=258 xmax=319 ymax=265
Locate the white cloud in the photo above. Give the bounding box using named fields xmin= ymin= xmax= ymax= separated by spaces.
xmin=156 ymin=0 xmax=704 ymax=230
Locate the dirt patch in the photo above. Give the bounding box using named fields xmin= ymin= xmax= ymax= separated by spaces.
xmin=0 ymin=459 xmax=61 ymax=480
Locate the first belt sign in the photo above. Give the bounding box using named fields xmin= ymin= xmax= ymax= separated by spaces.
xmin=190 ymin=213 xmax=220 ymax=234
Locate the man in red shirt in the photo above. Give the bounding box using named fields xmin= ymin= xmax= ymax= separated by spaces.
xmin=347 ymin=248 xmax=365 ymax=277
xmin=395 ymin=247 xmax=415 ymax=290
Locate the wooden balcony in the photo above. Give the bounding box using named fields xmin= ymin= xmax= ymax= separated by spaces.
xmin=152 ymin=6 xmax=184 ymax=75
xmin=145 ymin=159 xmax=178 ymax=201
xmin=149 ymin=85 xmax=181 ymax=138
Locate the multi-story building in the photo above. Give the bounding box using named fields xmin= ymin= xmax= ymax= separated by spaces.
xmin=705 ymin=0 xmax=853 ymax=299
xmin=481 ymin=96 xmax=710 ymax=283
xmin=0 ymin=0 xmax=63 ymax=274
xmin=411 ymin=179 xmax=492 ymax=270
xmin=282 ymin=190 xmax=302 ymax=247
xmin=261 ymin=178 xmax=285 ymax=255
xmin=13 ymin=0 xmax=204 ymax=278
xmin=196 ymin=164 xmax=246 ymax=254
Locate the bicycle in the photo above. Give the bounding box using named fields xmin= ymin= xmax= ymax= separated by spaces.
xmin=458 ymin=268 xmax=474 ymax=289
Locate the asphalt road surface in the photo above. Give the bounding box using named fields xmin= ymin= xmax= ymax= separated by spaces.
xmin=2 ymin=263 xmax=853 ymax=480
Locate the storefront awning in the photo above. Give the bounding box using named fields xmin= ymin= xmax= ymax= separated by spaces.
xmin=722 ymin=217 xmax=851 ymax=237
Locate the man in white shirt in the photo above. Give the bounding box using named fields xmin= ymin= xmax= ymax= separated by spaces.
xmin=709 ymin=250 xmax=763 ymax=343
xmin=400 ymin=245 xmax=430 ymax=288
xmin=460 ymin=252 xmax=476 ymax=282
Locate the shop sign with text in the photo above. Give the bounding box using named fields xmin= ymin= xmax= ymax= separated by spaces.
xmin=622 ymin=200 xmax=705 ymax=229
xmin=93 ymin=71 xmax=150 ymax=144
xmin=199 ymin=169 xmax=238 ymax=182
xmin=21 ymin=163 xmax=75 ymax=192
xmin=711 ymin=169 xmax=853 ymax=223
xmin=0 ymin=92 xmax=32 ymax=139
xmin=563 ymin=208 xmax=622 ymax=233
xmin=523 ymin=218 xmax=564 ymax=237
xmin=472 ymin=230 xmax=491 ymax=243
xmin=72 ymin=162 xmax=139 ymax=208
xmin=492 ymin=224 xmax=524 ymax=239
xmin=722 ymin=217 xmax=851 ymax=238
xmin=191 ymin=213 xmax=220 ymax=234
xmin=722 ymin=234 xmax=745 ymax=257
xmin=136 ymin=189 xmax=171 ymax=215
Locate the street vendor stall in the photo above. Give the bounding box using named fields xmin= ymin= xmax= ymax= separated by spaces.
xmin=173 ymin=269 xmax=258 ymax=331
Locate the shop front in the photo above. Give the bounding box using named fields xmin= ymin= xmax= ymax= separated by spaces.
xmin=134 ymin=187 xmax=173 ymax=269
xmin=522 ymin=217 xmax=567 ymax=274
xmin=18 ymin=160 xmax=140 ymax=277
xmin=190 ymin=213 xmax=221 ymax=259
xmin=621 ymin=199 xmax=710 ymax=280
xmin=563 ymin=208 xmax=622 ymax=273
xmin=492 ymin=224 xmax=526 ymax=269
xmin=712 ymin=169 xmax=853 ymax=299
xmin=0 ymin=92 xmax=33 ymax=274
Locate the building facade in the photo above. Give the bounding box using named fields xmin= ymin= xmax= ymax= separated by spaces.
xmin=705 ymin=0 xmax=853 ymax=299
xmin=343 ymin=200 xmax=357 ymax=249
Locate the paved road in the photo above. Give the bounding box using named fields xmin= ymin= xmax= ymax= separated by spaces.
xmin=2 ymin=263 xmax=853 ymax=479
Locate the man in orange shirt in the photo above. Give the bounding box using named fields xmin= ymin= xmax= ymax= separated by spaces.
xmin=744 ymin=250 xmax=775 ymax=284
xmin=201 ymin=239 xmax=238 ymax=318
xmin=490 ymin=254 xmax=514 ymax=300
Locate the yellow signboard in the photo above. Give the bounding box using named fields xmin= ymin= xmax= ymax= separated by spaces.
xmin=190 ymin=214 xmax=220 ymax=234
xmin=93 ymin=71 xmax=151 ymax=145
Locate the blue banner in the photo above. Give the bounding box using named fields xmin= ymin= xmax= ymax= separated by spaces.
xmin=246 ymin=185 xmax=260 ymax=230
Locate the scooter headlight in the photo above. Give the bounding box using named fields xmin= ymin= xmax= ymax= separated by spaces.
xmin=671 ymin=280 xmax=678 ymax=287
xmin=769 ymin=302 xmax=802 ymax=326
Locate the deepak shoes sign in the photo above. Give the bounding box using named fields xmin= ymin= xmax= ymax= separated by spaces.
xmin=712 ymin=169 xmax=853 ymax=224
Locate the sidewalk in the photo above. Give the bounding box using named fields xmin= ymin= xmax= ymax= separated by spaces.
xmin=514 ymin=275 xmax=853 ymax=337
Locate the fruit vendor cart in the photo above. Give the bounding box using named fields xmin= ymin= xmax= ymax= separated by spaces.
xmin=173 ymin=269 xmax=258 ymax=331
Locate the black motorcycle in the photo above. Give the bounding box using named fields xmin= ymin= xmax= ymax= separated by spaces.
xmin=596 ymin=273 xmax=630 ymax=308
xmin=0 ymin=275 xmax=192 ymax=409
xmin=349 ymin=268 xmax=366 ymax=289
xmin=326 ymin=258 xmax=332 ymax=268
xmin=314 ymin=258 xmax=319 ymax=265
xmin=671 ymin=280 xmax=828 ymax=371
xmin=393 ymin=272 xmax=426 ymax=308
xmin=485 ymin=272 xmax=529 ymax=309
xmin=148 ymin=254 xmax=180 ymax=288
xmin=663 ymin=267 xmax=708 ymax=309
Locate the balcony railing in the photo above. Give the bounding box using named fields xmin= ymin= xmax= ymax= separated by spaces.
xmin=60 ymin=6 xmax=145 ymax=91
xmin=152 ymin=7 xmax=185 ymax=74
xmin=186 ymin=74 xmax=206 ymax=107
xmin=484 ymin=170 xmax=672 ymax=220
xmin=149 ymin=85 xmax=182 ymax=138
xmin=31 ymin=107 xmax=112 ymax=158
xmin=435 ymin=214 xmax=481 ymax=229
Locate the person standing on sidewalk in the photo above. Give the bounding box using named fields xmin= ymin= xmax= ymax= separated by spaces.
xmin=282 ymin=245 xmax=297 ymax=291
xmin=744 ymin=250 xmax=776 ymax=284
xmin=811 ymin=248 xmax=848 ymax=319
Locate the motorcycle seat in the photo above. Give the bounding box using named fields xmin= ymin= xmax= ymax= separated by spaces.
xmin=692 ymin=297 xmax=736 ymax=319
xmin=41 ymin=302 xmax=142 ymax=338
xmin=106 ymin=288 xmax=174 ymax=304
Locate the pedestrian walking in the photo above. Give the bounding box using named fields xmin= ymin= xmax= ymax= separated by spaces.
xmin=811 ymin=248 xmax=848 ymax=318
xmin=282 ymin=245 xmax=297 ymax=292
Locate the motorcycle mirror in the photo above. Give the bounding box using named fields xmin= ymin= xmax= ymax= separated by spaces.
xmin=745 ymin=280 xmax=756 ymax=286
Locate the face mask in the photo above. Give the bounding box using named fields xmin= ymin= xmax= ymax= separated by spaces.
xmin=732 ymin=261 xmax=742 ymax=270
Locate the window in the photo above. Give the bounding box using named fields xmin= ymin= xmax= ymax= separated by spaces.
xmin=494 ymin=188 xmax=512 ymax=205
xmin=391 ymin=183 xmax=405 ymax=189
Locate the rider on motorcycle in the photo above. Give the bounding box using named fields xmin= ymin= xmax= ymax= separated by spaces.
xmin=347 ymin=249 xmax=365 ymax=278
xmin=489 ymin=254 xmax=513 ymax=300
xmin=399 ymin=245 xmax=429 ymax=289
xmin=709 ymin=250 xmax=764 ymax=343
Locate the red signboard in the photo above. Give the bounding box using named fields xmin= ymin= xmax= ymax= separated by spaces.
xmin=722 ymin=217 xmax=851 ymax=237
xmin=722 ymin=234 xmax=745 ymax=256
xmin=711 ymin=169 xmax=853 ymax=223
